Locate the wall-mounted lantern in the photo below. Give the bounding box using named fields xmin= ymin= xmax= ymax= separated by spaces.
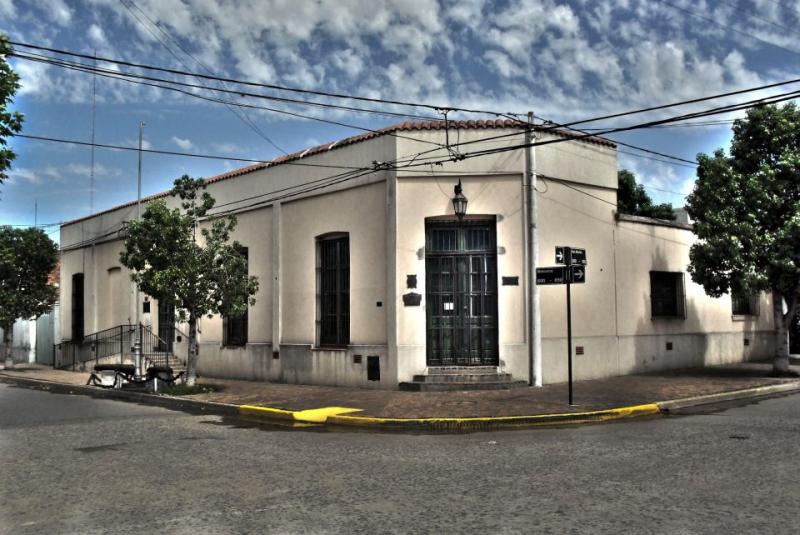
xmin=452 ymin=179 xmax=468 ymax=221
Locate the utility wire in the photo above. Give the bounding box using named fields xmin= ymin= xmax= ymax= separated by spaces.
xmin=12 ymin=133 xmax=369 ymax=171
xmin=118 ymin=0 xmax=287 ymax=154
xmin=8 ymin=40 xmax=516 ymax=118
xmin=659 ymin=0 xmax=800 ymax=57
xmin=388 ymin=87 xmax=800 ymax=169
xmin=716 ymin=0 xmax=800 ymax=41
xmin=10 ymin=51 xmax=448 ymax=149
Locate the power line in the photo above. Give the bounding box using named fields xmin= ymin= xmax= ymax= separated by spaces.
xmin=717 ymin=0 xmax=800 ymax=41
xmin=118 ymin=0 xmax=287 ymax=154
xmin=12 ymin=133 xmax=369 ymax=171
xmin=388 ymin=86 xmax=800 ymax=169
xmin=10 ymin=51 xmax=448 ymax=150
xmin=8 ymin=40 xmax=516 ymax=118
xmin=659 ymin=0 xmax=800 ymax=58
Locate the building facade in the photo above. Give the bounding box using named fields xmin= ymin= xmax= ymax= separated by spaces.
xmin=58 ymin=120 xmax=775 ymax=388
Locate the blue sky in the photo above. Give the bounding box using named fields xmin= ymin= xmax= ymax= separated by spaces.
xmin=1 ymin=0 xmax=799 ymax=238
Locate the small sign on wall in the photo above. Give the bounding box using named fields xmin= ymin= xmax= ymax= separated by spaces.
xmin=402 ymin=292 xmax=422 ymax=306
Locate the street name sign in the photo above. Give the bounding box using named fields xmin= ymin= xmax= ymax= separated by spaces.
xmin=570 ymin=265 xmax=586 ymax=284
xmin=536 ymin=266 xmax=567 ymax=285
xmin=555 ymin=246 xmax=587 ymax=266
xmin=541 ymin=244 xmax=589 ymax=406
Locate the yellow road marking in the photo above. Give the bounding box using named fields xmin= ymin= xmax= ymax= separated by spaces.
xmin=239 ymin=404 xmax=362 ymax=423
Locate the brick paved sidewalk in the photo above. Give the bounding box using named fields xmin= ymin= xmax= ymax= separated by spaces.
xmin=1 ymin=361 xmax=797 ymax=418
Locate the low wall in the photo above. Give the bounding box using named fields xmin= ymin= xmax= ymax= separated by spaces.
xmin=196 ymin=342 xmax=392 ymax=389
xmin=542 ymin=331 xmax=776 ymax=383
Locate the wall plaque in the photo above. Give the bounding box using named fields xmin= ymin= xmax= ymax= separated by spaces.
xmin=402 ymin=292 xmax=422 ymax=306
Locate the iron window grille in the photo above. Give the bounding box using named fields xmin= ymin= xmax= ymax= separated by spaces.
xmin=732 ymin=293 xmax=760 ymax=316
xmin=650 ymin=271 xmax=686 ymax=319
xmin=316 ymin=233 xmax=350 ymax=347
xmin=223 ymin=247 xmax=249 ymax=346
xmin=71 ymin=273 xmax=85 ymax=342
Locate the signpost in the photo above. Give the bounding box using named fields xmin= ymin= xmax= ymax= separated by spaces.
xmin=536 ymin=246 xmax=587 ymax=405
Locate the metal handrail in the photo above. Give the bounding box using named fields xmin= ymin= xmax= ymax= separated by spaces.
xmin=54 ymin=323 xmax=181 ymax=371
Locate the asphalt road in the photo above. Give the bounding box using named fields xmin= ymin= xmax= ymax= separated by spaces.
xmin=1 ymin=383 xmax=799 ymax=534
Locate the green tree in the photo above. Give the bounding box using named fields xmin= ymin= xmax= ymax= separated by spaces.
xmin=120 ymin=176 xmax=258 ymax=385
xmin=1 ymin=35 xmax=24 ymax=186
xmin=617 ymin=169 xmax=675 ymax=220
xmin=0 ymin=227 xmax=59 ymax=368
xmin=686 ymin=103 xmax=800 ymax=374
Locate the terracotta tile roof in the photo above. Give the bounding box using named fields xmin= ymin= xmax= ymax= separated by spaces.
xmin=62 ymin=119 xmax=615 ymax=227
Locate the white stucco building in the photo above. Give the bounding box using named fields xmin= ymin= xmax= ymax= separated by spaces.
xmin=58 ymin=120 xmax=775 ymax=389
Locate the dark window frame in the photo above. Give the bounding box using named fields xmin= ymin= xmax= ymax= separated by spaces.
xmin=223 ymin=247 xmax=249 ymax=347
xmin=71 ymin=273 xmax=85 ymax=342
xmin=316 ymin=233 xmax=350 ymax=348
xmin=650 ymin=271 xmax=686 ymax=319
xmin=732 ymin=292 xmax=760 ymax=317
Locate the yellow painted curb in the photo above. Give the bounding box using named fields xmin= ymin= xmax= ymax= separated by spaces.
xmin=238 ymin=402 xmax=660 ymax=431
xmin=238 ymin=404 xmax=362 ymax=424
xmin=326 ymin=403 xmax=661 ymax=431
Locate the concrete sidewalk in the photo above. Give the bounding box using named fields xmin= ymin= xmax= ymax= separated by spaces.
xmin=1 ymin=361 xmax=798 ymax=420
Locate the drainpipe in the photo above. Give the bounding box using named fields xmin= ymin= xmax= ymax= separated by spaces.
xmin=525 ymin=112 xmax=542 ymax=386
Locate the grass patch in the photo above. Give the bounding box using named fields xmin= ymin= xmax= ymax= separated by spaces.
xmin=161 ymin=383 xmax=221 ymax=396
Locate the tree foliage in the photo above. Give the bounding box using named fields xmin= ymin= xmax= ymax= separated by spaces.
xmin=617 ymin=169 xmax=675 ymax=220
xmin=686 ymin=103 xmax=800 ymax=372
xmin=0 ymin=34 xmax=24 ymax=186
xmin=120 ymin=176 xmax=258 ymax=385
xmin=0 ymin=227 xmax=59 ymax=367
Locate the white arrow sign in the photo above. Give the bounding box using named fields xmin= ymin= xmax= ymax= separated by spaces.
xmin=570 ymin=265 xmax=586 ymax=283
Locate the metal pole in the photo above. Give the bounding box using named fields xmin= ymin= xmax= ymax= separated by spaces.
xmin=133 ymin=121 xmax=144 ymax=378
xmin=566 ymin=269 xmax=574 ymax=406
xmin=525 ymin=111 xmax=542 ymax=387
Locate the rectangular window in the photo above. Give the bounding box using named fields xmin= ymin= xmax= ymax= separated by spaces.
xmin=650 ymin=271 xmax=686 ymax=319
xmin=223 ymin=247 xmax=248 ymax=346
xmin=71 ymin=273 xmax=85 ymax=341
xmin=317 ymin=234 xmax=349 ymax=347
xmin=732 ymin=292 xmax=760 ymax=316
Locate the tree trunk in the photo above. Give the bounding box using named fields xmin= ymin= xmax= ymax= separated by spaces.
xmin=2 ymin=323 xmax=13 ymax=369
xmin=773 ymin=289 xmax=791 ymax=374
xmin=185 ymin=315 xmax=198 ymax=386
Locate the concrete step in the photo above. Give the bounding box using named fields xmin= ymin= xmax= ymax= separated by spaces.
xmin=426 ymin=366 xmax=500 ymax=375
xmin=399 ymin=380 xmax=528 ymax=392
xmin=412 ymin=373 xmax=514 ymax=383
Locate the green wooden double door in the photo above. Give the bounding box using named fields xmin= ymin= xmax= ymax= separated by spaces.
xmin=425 ymin=219 xmax=499 ymax=366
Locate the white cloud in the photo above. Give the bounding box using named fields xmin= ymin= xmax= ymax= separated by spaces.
xmin=483 ymin=50 xmax=516 ymax=79
xmin=171 ymin=136 xmax=194 ymax=150
xmin=7 ymin=168 xmax=41 ymax=184
xmin=0 ymin=0 xmax=16 ymax=18
xmin=47 ymin=0 xmax=73 ymax=26
xmin=87 ymin=24 xmax=108 ymax=47
xmin=211 ymin=142 xmax=246 ymax=154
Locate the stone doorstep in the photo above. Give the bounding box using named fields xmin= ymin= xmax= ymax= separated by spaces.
xmin=412 ymin=373 xmax=514 ymax=383
xmin=425 ymin=366 xmax=502 ymax=375
xmin=399 ymin=380 xmax=528 ymax=392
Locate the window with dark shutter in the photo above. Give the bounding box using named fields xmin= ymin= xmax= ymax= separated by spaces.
xmin=317 ymin=234 xmax=349 ymax=347
xmin=732 ymin=292 xmax=759 ymax=316
xmin=650 ymin=271 xmax=686 ymax=319
xmin=71 ymin=273 xmax=84 ymax=341
xmin=223 ymin=247 xmax=248 ymax=346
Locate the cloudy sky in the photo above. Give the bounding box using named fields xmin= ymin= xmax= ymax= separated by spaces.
xmin=1 ymin=0 xmax=799 ymax=235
